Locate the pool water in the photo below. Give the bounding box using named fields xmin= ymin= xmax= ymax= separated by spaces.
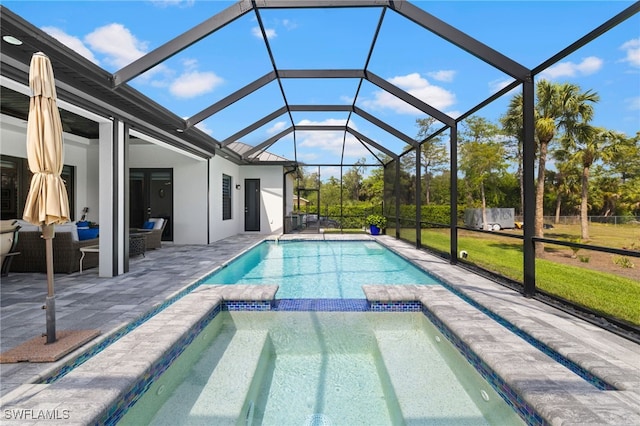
xmin=120 ymin=312 xmax=524 ymax=425
xmin=202 ymin=241 xmax=440 ymax=298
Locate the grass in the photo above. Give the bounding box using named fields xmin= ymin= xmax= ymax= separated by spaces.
xmin=399 ymin=227 xmax=640 ymax=326
xmin=544 ymin=222 xmax=639 ymax=249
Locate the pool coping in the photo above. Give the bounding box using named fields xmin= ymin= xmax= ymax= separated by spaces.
xmin=0 ymin=235 xmax=638 ymax=425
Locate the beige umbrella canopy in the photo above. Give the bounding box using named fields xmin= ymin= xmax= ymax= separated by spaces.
xmin=23 ymin=52 xmax=70 ymax=344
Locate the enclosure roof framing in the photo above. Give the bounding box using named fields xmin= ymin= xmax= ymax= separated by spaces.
xmin=1 ymin=1 xmax=638 ymax=167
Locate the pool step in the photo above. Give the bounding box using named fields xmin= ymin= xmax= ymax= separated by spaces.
xmin=151 ymin=327 xmax=270 ymax=425
xmin=374 ymin=329 xmax=489 ymax=425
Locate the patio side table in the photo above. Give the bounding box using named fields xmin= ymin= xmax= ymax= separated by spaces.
xmin=79 ymin=244 xmax=99 ymax=273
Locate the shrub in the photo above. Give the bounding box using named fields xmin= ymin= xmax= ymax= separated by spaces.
xmin=366 ymin=214 xmax=387 ymax=229
xmin=613 ymin=256 xmax=635 ymax=269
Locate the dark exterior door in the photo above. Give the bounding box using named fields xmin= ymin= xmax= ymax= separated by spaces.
xmin=130 ymin=168 xmax=173 ymax=240
xmin=244 ymin=179 xmax=260 ymax=232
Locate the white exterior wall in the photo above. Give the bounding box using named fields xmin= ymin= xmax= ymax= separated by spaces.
xmin=129 ymin=144 xmax=208 ymax=245
xmin=0 ymin=115 xmax=99 ymax=221
xmin=209 ymin=156 xmax=242 ymax=242
xmin=240 ymin=166 xmax=284 ymax=234
xmin=208 ymin=160 xmax=287 ymax=242
xmin=2 ymin=115 xmax=288 ymax=247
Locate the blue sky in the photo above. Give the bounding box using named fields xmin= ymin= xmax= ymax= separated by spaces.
xmin=4 ymin=1 xmax=639 ymax=173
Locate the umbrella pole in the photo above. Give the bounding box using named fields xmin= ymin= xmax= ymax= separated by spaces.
xmin=42 ymin=224 xmax=56 ymax=344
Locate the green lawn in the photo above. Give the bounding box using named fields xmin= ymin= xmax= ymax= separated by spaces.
xmin=403 ymin=228 xmax=640 ymax=326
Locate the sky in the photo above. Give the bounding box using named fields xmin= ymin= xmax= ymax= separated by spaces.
xmin=3 ymin=0 xmax=639 ymax=176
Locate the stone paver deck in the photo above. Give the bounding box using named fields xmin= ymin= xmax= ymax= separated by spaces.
xmin=0 ymin=233 xmax=638 ymax=424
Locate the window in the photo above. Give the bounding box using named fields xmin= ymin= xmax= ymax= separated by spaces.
xmin=0 ymin=155 xmax=75 ymax=220
xmin=222 ymin=174 xmax=231 ymax=220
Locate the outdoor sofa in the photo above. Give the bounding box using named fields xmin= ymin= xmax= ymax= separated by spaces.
xmin=10 ymin=221 xmax=98 ymax=274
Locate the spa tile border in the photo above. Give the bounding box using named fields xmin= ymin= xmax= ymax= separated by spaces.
xmin=2 ymin=278 xmax=637 ymax=425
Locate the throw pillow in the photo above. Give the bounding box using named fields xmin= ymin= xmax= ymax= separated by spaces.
xmin=151 ymin=218 xmax=164 ymax=230
xmin=142 ymin=221 xmax=154 ymax=230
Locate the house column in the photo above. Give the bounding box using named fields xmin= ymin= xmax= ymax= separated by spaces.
xmin=98 ymin=118 xmax=127 ymax=276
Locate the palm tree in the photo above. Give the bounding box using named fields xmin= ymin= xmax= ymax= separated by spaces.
xmin=500 ymin=94 xmax=524 ymax=216
xmin=548 ymin=153 xmax=581 ymax=224
xmin=504 ymin=80 xmax=598 ymax=256
xmin=560 ymin=126 xmax=618 ymax=240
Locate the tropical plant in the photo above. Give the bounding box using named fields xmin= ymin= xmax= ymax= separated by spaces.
xmin=500 ymin=94 xmax=525 ymax=215
xmin=504 ymin=80 xmax=598 ymax=256
xmin=366 ymin=214 xmax=387 ymax=229
xmin=558 ymin=125 xmax=620 ymax=240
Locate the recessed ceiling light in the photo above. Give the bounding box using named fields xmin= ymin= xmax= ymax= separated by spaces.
xmin=176 ymin=128 xmax=184 ymax=133
xmin=2 ymin=35 xmax=23 ymax=46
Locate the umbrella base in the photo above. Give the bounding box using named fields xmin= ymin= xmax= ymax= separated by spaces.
xmin=0 ymin=329 xmax=101 ymax=363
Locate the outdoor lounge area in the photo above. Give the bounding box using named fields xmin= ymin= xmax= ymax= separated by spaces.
xmin=0 ymin=0 xmax=639 ymax=424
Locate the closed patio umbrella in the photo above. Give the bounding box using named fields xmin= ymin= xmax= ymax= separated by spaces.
xmin=23 ymin=52 xmax=70 ymax=344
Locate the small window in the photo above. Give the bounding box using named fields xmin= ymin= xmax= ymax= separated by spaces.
xmin=222 ymin=174 xmax=231 ymax=220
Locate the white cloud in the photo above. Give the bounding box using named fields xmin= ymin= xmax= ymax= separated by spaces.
xmin=539 ymin=56 xmax=603 ymax=80
xmin=427 ymin=70 xmax=455 ymax=82
xmin=362 ymin=73 xmax=456 ymax=115
xmin=281 ymin=19 xmax=298 ymax=31
xmin=169 ymin=70 xmax=224 ymax=98
xmin=41 ymin=26 xmax=100 ymax=65
xmin=195 ymin=121 xmax=213 ymax=136
xmin=84 ymin=23 xmax=149 ymax=69
xmin=251 ymin=26 xmax=276 ymax=40
xmin=267 ymin=121 xmax=288 ymax=135
xmin=150 ymin=0 xmax=195 ymax=7
xmin=620 ymin=38 xmax=640 ymax=68
xmin=488 ymin=78 xmax=515 ymax=94
xmin=626 ymin=96 xmax=640 ymax=111
xmin=295 ymin=118 xmax=369 ymax=158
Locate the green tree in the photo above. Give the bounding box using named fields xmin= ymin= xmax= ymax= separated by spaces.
xmin=599 ymin=132 xmax=640 ymax=216
xmin=414 ymin=117 xmax=449 ymax=204
xmin=342 ymin=159 xmax=366 ymax=202
xmin=609 ymin=132 xmax=640 ymax=184
xmin=459 ymin=116 xmax=507 ymax=229
xmin=548 ymin=152 xmax=581 ymax=223
xmin=320 ymin=176 xmax=341 ymax=207
xmin=559 ymin=126 xmax=621 ymax=240
xmin=505 ymin=80 xmax=598 ymax=255
xmin=500 ymin=94 xmax=525 ymax=215
xmin=361 ymin=167 xmax=384 ymax=204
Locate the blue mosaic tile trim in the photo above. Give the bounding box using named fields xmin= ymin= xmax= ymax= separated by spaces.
xmin=437 ymin=284 xmax=616 ymax=391
xmin=420 ymin=305 xmax=547 ymax=426
xmin=100 ymin=304 xmax=222 ymax=425
xmin=275 ymin=298 xmax=369 ymax=311
xmin=40 ymin=281 xmax=203 ymax=385
xmin=223 ymin=300 xmax=273 ymax=311
xmin=369 ymin=301 xmax=422 ymax=312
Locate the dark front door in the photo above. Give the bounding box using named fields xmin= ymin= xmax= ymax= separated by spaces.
xmin=244 ymin=178 xmax=260 ymax=232
xmin=130 ymin=168 xmax=173 ymax=240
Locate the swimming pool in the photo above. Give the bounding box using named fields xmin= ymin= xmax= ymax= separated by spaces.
xmin=119 ymin=311 xmax=525 ymax=425
xmin=5 ymin=237 xmax=634 ymax=426
xmin=202 ymin=240 xmax=440 ymax=298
